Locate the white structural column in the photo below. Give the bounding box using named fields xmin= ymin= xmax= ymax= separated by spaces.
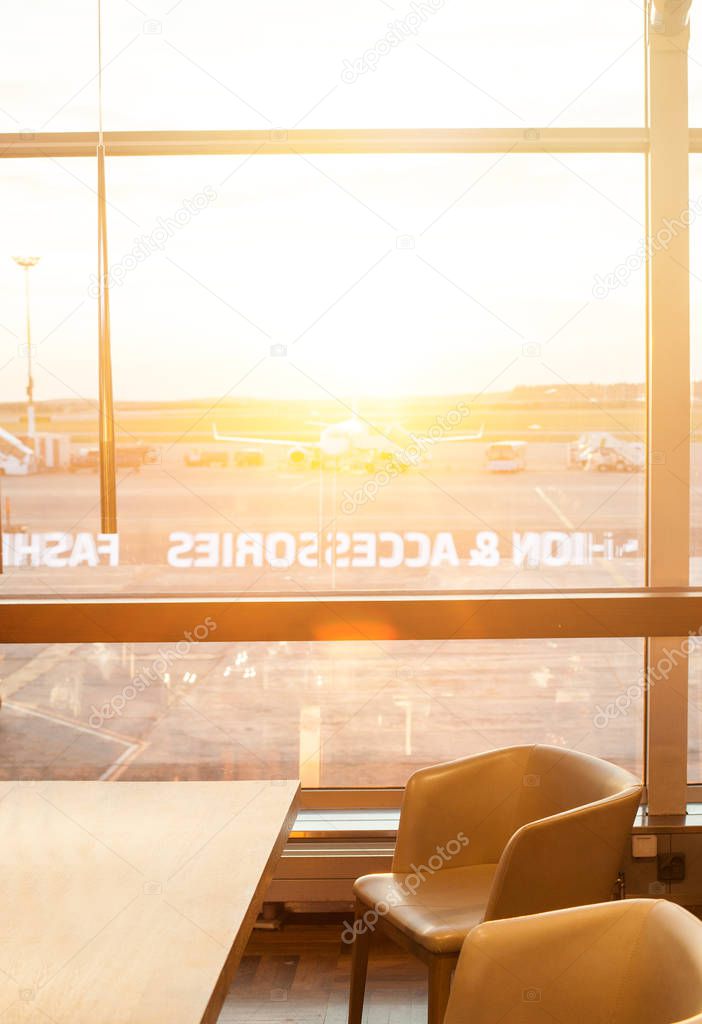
xmin=646 ymin=0 xmax=692 ymax=813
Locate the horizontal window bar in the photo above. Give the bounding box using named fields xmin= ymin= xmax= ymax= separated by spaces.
xmin=0 ymin=128 xmax=649 ymax=158
xmin=290 ymin=809 xmax=401 ymax=840
xmin=299 ymin=789 xmax=404 ymax=811
xmin=2 ymin=589 xmax=701 ymax=643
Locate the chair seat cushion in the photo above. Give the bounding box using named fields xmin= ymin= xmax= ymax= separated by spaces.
xmin=354 ymin=864 xmax=498 ymax=955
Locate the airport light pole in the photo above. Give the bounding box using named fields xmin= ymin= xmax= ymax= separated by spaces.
xmin=12 ymin=256 xmax=40 ymax=448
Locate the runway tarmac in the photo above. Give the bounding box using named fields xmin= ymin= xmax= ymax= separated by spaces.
xmin=1 ymin=440 xmax=699 ymax=786
xmin=0 ymin=441 xmax=647 ymax=592
xmin=0 ymin=637 xmax=650 ymax=785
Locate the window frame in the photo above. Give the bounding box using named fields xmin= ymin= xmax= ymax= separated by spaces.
xmin=0 ymin=8 xmax=696 ymax=814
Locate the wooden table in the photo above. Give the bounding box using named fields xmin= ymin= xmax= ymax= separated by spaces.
xmin=0 ymin=779 xmax=299 ymax=1023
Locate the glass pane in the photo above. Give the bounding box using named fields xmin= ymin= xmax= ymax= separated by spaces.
xmin=0 ymin=1 xmax=97 ymax=133
xmin=0 ymin=154 xmax=645 ymax=594
xmin=688 ymin=14 xmax=702 ymax=126
xmin=691 ymin=159 xmax=702 ymax=585
xmin=0 ymin=639 xmax=644 ymax=784
xmin=3 ymin=0 xmax=643 ymax=131
xmin=686 ymin=635 xmax=702 ymax=781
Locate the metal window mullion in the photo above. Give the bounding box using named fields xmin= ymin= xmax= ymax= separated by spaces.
xmin=2 ymin=591 xmax=702 ymax=643
xmin=0 ymin=128 xmax=649 ymax=158
xmin=646 ymin=13 xmax=691 ymax=813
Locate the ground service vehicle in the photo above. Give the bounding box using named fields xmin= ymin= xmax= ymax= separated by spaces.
xmin=485 ymin=441 xmax=526 ymax=472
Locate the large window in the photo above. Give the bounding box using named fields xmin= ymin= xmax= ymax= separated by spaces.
xmin=0 ymin=639 xmax=644 ymax=785
xmin=0 ymin=155 xmax=645 ymax=592
xmin=0 ymin=0 xmax=698 ymax=812
xmin=3 ymin=1 xmax=643 ymax=130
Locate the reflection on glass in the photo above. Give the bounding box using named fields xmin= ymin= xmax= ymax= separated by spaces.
xmin=0 ymin=156 xmax=645 ymax=594
xmin=0 ymin=639 xmax=643 ymax=785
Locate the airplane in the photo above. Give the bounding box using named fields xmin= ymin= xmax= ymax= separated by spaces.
xmin=0 ymin=426 xmax=34 ymax=476
xmin=212 ymin=414 xmax=483 ymax=470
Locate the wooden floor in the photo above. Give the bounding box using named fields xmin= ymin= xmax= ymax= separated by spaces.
xmin=219 ymin=918 xmax=428 ymax=1024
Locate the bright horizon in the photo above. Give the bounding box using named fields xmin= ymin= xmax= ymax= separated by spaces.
xmin=3 ymin=0 xmax=700 ymax=406
xmin=0 ymin=150 xmax=648 ymax=406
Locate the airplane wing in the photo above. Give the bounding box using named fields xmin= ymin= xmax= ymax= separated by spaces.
xmin=212 ymin=424 xmax=321 ymax=448
xmin=0 ymin=425 xmax=33 ymax=455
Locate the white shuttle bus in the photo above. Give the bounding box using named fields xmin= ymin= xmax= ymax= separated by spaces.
xmin=0 ymin=427 xmax=34 ymax=476
xmin=485 ymin=440 xmax=527 ymax=473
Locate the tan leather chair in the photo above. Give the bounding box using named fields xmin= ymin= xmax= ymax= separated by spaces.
xmin=347 ymin=745 xmax=642 ymax=1024
xmin=445 ymin=899 xmax=702 ymax=1024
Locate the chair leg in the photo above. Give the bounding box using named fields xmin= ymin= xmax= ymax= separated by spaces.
xmin=427 ymin=956 xmax=455 ymax=1024
xmin=347 ymin=904 xmax=372 ymax=1024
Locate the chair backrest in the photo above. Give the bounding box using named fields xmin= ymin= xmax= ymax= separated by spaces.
xmin=514 ymin=744 xmax=640 ymax=828
xmin=445 ymin=900 xmax=702 ymax=1024
xmin=393 ymin=745 xmax=533 ymax=871
xmin=484 ymin=746 xmax=642 ymax=920
xmin=393 ymin=745 xmax=642 ymax=919
xmin=394 ymin=744 xmax=640 ymax=873
xmin=626 ymin=900 xmax=702 ymax=1023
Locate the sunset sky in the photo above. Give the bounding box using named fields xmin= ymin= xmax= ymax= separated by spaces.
xmin=0 ymin=0 xmax=695 ymax=405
